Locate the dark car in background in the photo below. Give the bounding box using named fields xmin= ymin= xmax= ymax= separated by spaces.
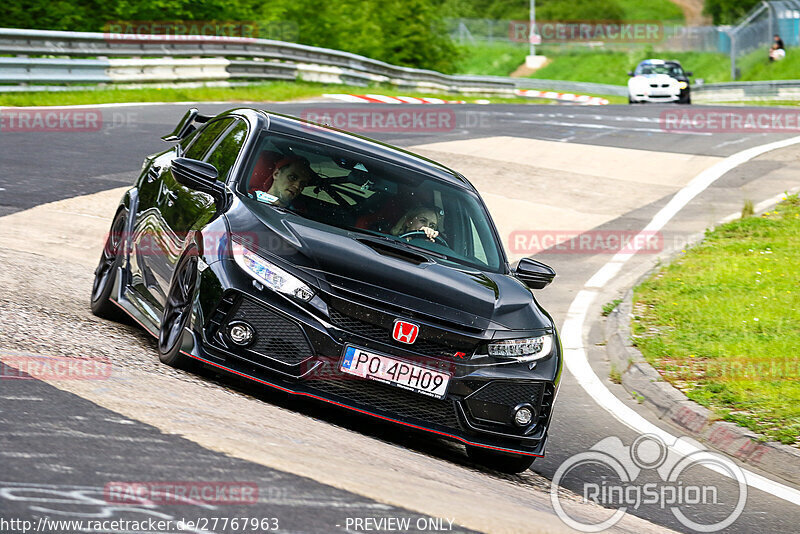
xmin=91 ymin=107 xmax=562 ymax=473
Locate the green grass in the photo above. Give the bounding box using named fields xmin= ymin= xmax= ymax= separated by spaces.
xmin=454 ymin=42 xmax=529 ymax=77
xmin=0 ymin=81 xmax=540 ymax=107
xmin=528 ymin=48 xmax=732 ymax=85
xmin=522 ymin=46 xmax=800 ymax=86
xmin=736 ymin=48 xmax=800 ymax=81
xmin=633 ymin=194 xmax=800 ymax=445
xmin=476 ymin=0 xmax=684 ymax=23
xmin=614 ymin=0 xmax=684 ymax=21
xmin=602 ymin=298 xmax=623 ymax=316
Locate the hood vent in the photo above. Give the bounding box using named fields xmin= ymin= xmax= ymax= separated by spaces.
xmin=356 ymin=238 xmax=430 ymax=265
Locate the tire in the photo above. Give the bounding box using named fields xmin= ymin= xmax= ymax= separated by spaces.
xmin=466 ymin=446 xmax=535 ymax=474
xmin=158 ymin=247 xmax=199 ymax=368
xmin=90 ymin=209 xmax=126 ymax=321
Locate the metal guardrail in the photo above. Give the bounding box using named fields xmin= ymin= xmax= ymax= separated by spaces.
xmin=0 ymin=27 xmax=615 ymax=98
xmin=0 ymin=28 xmax=517 ymax=93
xmin=515 ymin=78 xmax=628 ymax=97
xmin=0 ymin=57 xmax=108 ymax=84
xmin=3 ymin=27 xmax=800 ymax=102
xmin=692 ymin=79 xmax=800 ymax=101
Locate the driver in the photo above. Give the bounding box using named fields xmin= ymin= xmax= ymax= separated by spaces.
xmin=390 ymin=205 xmax=442 ymax=242
xmin=266 ymin=156 xmax=315 ymax=207
xmin=250 ymin=153 xmax=315 ymax=208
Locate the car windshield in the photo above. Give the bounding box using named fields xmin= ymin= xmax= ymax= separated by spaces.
xmin=636 ymin=63 xmax=684 ymax=77
xmin=236 ymin=130 xmax=506 ymax=273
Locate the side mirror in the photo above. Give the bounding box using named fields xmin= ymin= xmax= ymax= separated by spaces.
xmin=627 ymin=71 xmax=634 ymax=77
xmin=514 ymin=258 xmax=556 ymax=289
xmin=171 ymin=157 xmax=227 ymax=207
xmin=685 ymin=71 xmax=693 ymax=77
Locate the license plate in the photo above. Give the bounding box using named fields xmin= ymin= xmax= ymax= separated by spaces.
xmin=340 ymin=346 xmax=450 ymax=399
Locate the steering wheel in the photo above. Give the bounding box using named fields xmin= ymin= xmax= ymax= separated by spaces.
xmin=398 ymin=230 xmax=449 ymax=247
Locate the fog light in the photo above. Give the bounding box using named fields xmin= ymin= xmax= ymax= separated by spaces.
xmin=228 ymin=321 xmax=254 ymax=346
xmin=514 ymin=405 xmax=534 ymax=427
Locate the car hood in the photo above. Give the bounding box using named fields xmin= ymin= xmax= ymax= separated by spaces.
xmin=226 ymin=202 xmax=553 ymax=332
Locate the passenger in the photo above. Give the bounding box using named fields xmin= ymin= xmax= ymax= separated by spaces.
xmin=390 ymin=206 xmax=442 ymax=242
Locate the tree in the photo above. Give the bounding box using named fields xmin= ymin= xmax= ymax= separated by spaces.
xmin=704 ymin=0 xmax=762 ymax=25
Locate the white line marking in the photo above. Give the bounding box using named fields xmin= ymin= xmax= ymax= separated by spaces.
xmin=515 ymin=119 xmax=712 ymax=135
xmin=562 ymin=134 xmax=800 ymax=505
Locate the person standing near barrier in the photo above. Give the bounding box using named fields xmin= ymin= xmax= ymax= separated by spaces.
xmin=769 ymin=34 xmax=786 ymax=62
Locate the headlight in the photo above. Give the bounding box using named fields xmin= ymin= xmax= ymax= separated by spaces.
xmin=232 ymin=241 xmax=315 ymax=302
xmin=488 ymin=334 xmax=553 ymax=362
xmin=678 ymin=81 xmax=688 ymax=90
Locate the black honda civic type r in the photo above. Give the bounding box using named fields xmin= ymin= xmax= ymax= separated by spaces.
xmin=91 ymin=107 xmax=562 ymax=473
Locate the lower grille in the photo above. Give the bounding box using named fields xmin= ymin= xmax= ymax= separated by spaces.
xmin=471 ymin=382 xmax=543 ymax=406
xmin=225 ymin=297 xmax=313 ymax=366
xmin=308 ymin=362 xmax=461 ymax=430
xmin=465 ymin=381 xmax=545 ymax=430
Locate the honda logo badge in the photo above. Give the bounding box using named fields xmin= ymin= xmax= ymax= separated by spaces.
xmin=392 ymin=320 xmax=419 ymax=344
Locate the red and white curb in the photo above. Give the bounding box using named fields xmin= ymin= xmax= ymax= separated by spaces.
xmin=515 ymin=89 xmax=609 ymax=105
xmin=323 ymin=94 xmax=466 ymax=104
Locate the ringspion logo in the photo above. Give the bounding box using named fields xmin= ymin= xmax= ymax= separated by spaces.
xmin=551 ymin=435 xmax=747 ymax=532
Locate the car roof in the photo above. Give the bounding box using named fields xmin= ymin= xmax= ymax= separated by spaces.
xmin=638 ymin=59 xmax=683 ymax=67
xmin=221 ymin=108 xmax=474 ymax=190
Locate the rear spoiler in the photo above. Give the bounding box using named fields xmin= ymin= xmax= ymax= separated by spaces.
xmin=161 ymin=108 xmax=213 ymax=142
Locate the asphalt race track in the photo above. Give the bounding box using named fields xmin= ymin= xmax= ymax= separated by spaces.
xmin=1 ymin=101 xmax=800 ymax=533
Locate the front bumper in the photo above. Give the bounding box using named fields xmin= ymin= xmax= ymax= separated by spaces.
xmin=181 ymin=260 xmax=562 ymax=457
xmin=630 ymin=91 xmax=680 ymax=103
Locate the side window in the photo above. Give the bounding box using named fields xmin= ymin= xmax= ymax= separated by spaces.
xmin=183 ymin=119 xmax=234 ymax=160
xmin=205 ymin=120 xmax=248 ymax=182
xmin=469 ymin=219 xmax=488 ymax=264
